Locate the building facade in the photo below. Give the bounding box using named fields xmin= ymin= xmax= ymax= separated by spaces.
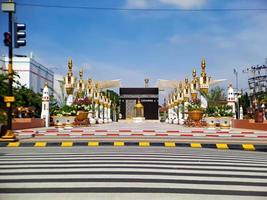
xmin=1 ymin=56 xmax=54 ymax=94
xmin=120 ymin=88 xmax=159 ymax=120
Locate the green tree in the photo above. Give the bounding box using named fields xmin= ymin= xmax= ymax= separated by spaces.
xmin=199 ymin=86 xmax=226 ymax=107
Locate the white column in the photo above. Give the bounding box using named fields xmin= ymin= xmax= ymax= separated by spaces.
xmin=184 ymin=102 xmax=189 ymax=120
xmin=239 ymin=106 xmax=243 ymax=120
xmin=66 ymin=95 xmax=74 ymax=106
xmin=108 ymin=107 xmax=112 ymax=123
xmin=168 ymin=108 xmax=172 ymax=123
xmin=94 ymin=103 xmax=99 ymax=122
xmin=200 ymin=94 xmax=208 ymax=109
xmin=99 ymin=104 xmax=104 ymax=124
xmin=178 ymin=104 xmax=184 ymax=124
xmin=104 ymin=106 xmax=108 ymax=123
xmin=173 ymin=106 xmax=178 ymax=124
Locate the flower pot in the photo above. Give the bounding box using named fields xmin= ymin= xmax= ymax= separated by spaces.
xmin=76 ymin=111 xmax=89 ymax=121
xmin=188 ymin=110 xmax=203 ymax=121
xmin=52 ymin=116 xmax=76 ymax=126
xmin=205 ymin=117 xmax=217 ymax=129
xmin=219 ymin=117 xmax=232 ymax=129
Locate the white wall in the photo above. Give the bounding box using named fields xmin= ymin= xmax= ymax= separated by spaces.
xmin=2 ymin=56 xmax=54 ymax=94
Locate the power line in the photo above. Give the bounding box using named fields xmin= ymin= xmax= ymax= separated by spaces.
xmin=16 ymin=3 xmax=267 ymax=12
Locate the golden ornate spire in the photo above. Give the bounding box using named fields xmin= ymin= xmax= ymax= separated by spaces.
xmin=95 ymin=82 xmax=99 ymax=90
xmin=88 ymin=78 xmax=92 ymax=84
xmin=201 ymin=58 xmax=207 ymax=78
xmin=185 ymin=76 xmax=188 ymax=84
xmin=67 ymin=58 xmax=73 ymax=77
xmin=192 ymin=68 xmax=196 ymax=78
xmin=79 ymin=69 xmax=83 ymax=80
xmin=179 ymin=81 xmax=183 ymax=90
xmin=201 ymin=58 xmax=206 ymax=69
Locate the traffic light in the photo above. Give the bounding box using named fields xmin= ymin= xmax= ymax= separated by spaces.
xmin=14 ymin=23 xmax=26 ymax=48
xmin=3 ymin=32 xmax=11 ymax=47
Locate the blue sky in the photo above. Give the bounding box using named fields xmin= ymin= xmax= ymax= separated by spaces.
xmin=1 ymin=0 xmax=267 ymax=93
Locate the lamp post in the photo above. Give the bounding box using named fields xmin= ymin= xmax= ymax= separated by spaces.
xmin=233 ymin=68 xmax=238 ymax=90
xmin=1 ymin=0 xmax=16 ymax=141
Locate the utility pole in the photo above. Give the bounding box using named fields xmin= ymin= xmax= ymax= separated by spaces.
xmin=1 ymin=0 xmax=16 ymax=141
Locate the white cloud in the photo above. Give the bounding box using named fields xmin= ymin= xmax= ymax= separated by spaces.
xmin=125 ymin=0 xmax=149 ymax=8
xmin=126 ymin=0 xmax=207 ymax=9
xmin=158 ymin=0 xmax=207 ymax=8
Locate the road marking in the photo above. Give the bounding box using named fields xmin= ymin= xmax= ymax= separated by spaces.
xmin=7 ymin=142 xmax=20 ymax=147
xmin=164 ymin=142 xmax=176 ymax=147
xmin=114 ymin=142 xmax=124 ymax=147
xmin=34 ymin=142 xmax=47 ymax=147
xmin=139 ymin=142 xmax=150 ymax=147
xmin=191 ymin=143 xmax=202 ymax=148
xmin=216 ymin=143 xmax=228 ymax=149
xmin=242 ymin=144 xmax=255 ymax=151
xmin=88 ymin=142 xmax=99 ymax=146
xmin=61 ymin=142 xmax=73 ymax=147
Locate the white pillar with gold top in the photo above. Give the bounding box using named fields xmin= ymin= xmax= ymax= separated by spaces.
xmin=41 ymin=82 xmax=50 ymax=127
xmin=190 ymin=68 xmax=199 ymax=102
xmin=104 ymin=96 xmax=108 ymax=123
xmin=108 ymin=99 xmax=112 ymax=123
xmin=177 ymin=81 xmax=184 ymax=124
xmin=93 ymin=89 xmax=99 ymax=123
xmin=183 ymin=77 xmax=190 ymax=120
xmin=98 ymin=94 xmax=104 ymax=124
xmin=199 ymin=59 xmax=210 ymax=109
xmin=64 ymin=59 xmax=76 ymax=106
xmin=173 ymin=91 xmax=179 ymax=124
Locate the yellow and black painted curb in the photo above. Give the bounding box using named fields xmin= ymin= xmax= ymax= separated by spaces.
xmin=0 ymin=141 xmax=266 ymax=151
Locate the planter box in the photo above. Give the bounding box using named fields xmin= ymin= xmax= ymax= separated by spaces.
xmin=52 ymin=116 xmax=76 ymax=125
xmin=219 ymin=117 xmax=232 ymax=129
xmin=12 ymin=118 xmax=44 ymax=130
xmin=205 ymin=117 xmax=218 ymax=129
xmin=232 ymin=119 xmax=267 ymax=131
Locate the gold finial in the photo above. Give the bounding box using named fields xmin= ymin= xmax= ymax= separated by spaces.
xmin=201 ymin=58 xmax=206 ymax=70
xmin=179 ymin=81 xmax=183 ymax=90
xmin=79 ymin=69 xmax=83 ymax=79
xmin=185 ymin=76 xmax=188 ymax=84
xmin=95 ymin=82 xmax=99 ymax=90
xmin=44 ymin=82 xmax=48 ymax=87
xmin=68 ymin=58 xmax=72 ymax=70
xmin=88 ymin=78 xmax=92 ymax=85
xmin=192 ymin=68 xmax=196 ymax=78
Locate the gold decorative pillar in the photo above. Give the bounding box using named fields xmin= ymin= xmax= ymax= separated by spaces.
xmin=199 ymin=59 xmax=210 ymax=94
xmin=183 ymin=77 xmax=190 ymax=120
xmin=199 ymin=59 xmax=210 ymax=108
xmin=64 ymin=58 xmax=76 ymax=106
xmin=190 ymin=68 xmax=199 ymax=101
xmin=76 ymin=69 xmax=85 ymax=99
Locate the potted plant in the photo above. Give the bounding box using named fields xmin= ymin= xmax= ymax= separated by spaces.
xmin=205 ymin=106 xmax=219 ymax=129
xmin=51 ymin=105 xmax=77 ymax=127
xmin=217 ymin=105 xmax=234 ymax=129
xmin=73 ymin=97 xmax=92 ymax=121
xmin=187 ymin=99 xmax=204 ymax=121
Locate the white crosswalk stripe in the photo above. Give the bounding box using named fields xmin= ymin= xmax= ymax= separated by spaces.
xmin=0 ymin=148 xmax=267 ymax=200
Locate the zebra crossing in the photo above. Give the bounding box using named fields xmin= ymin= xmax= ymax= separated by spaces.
xmin=0 ymin=147 xmax=266 ymax=200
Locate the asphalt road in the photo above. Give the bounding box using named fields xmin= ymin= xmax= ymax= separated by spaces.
xmin=0 ymin=147 xmax=267 ymax=200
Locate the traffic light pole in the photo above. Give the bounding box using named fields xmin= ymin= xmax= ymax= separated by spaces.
xmin=7 ymin=11 xmax=13 ymax=132
xmin=1 ymin=1 xmax=16 ymax=141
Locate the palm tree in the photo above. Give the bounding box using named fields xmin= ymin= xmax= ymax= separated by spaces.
xmin=199 ymin=86 xmax=226 ymax=107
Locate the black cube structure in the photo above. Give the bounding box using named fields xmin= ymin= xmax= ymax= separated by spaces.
xmin=120 ymin=88 xmax=159 ymax=120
